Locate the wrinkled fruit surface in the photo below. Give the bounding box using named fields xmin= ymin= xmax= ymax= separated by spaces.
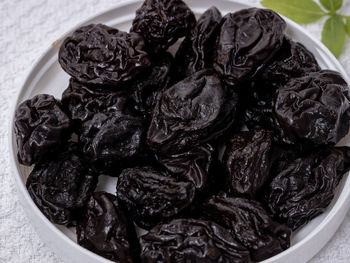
xmin=15 ymin=94 xmax=71 ymax=165
xmin=59 ymin=24 xmax=150 ymax=85
xmin=157 ymin=143 xmax=214 ymax=192
xmin=224 ymin=129 xmax=273 ymax=198
xmin=214 ymin=8 xmax=286 ymax=86
xmin=243 ymin=38 xmax=320 ymax=131
xmin=80 ymin=112 xmax=144 ymax=173
xmin=274 ymin=70 xmax=350 ymax=146
xmin=77 ymin=192 xmax=139 ymax=263
xmin=26 ymin=143 xmax=97 ymax=226
xmin=147 ymin=69 xmax=237 ymax=154
xmin=174 ymin=6 xmax=222 ymax=80
xmin=258 ymin=38 xmax=320 ymax=89
xmin=62 ymin=78 xmax=137 ymax=131
xmin=140 ymin=218 xmax=251 ymax=263
xmin=202 ymin=195 xmax=291 ymax=261
xmin=131 ymin=0 xmax=196 ymax=53
xmin=264 ymin=147 xmax=350 ymax=230
xmin=116 ymin=167 xmax=195 ymax=229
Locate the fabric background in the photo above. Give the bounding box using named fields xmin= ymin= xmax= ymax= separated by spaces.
xmin=1 ymin=0 xmax=350 ymax=262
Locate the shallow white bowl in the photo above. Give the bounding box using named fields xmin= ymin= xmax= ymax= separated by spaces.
xmin=9 ymin=0 xmax=350 ymax=262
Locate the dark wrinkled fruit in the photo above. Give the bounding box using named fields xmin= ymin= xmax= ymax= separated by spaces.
xmin=80 ymin=112 xmax=144 ymax=173
xmin=202 ymin=195 xmax=291 ymax=261
xmin=147 ymin=69 xmax=237 ymax=154
xmin=62 ymin=78 xmax=138 ymax=130
xmin=140 ymin=218 xmax=251 ymax=263
xmin=77 ymin=192 xmax=139 ymax=263
xmin=157 ymin=144 xmax=214 ymax=192
xmin=265 ymin=147 xmax=350 ymax=230
xmin=26 ymin=143 xmax=97 ymax=226
xmin=15 ymin=94 xmax=71 ymax=165
xmin=274 ymin=70 xmax=350 ymax=146
xmin=116 ymin=167 xmax=195 ymax=229
xmin=174 ymin=6 xmax=222 ymax=80
xmin=224 ymin=129 xmax=272 ymax=198
xmin=59 ymin=24 xmax=151 ymax=85
xmin=131 ymin=52 xmax=174 ymax=117
xmin=214 ymin=8 xmax=286 ymax=86
xmin=243 ymin=39 xmax=320 ymax=131
xmin=131 ymin=0 xmax=196 ymax=53
xmin=259 ymin=38 xmax=320 ymax=89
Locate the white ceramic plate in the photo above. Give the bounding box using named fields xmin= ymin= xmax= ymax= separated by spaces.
xmin=9 ymin=0 xmax=350 ymax=262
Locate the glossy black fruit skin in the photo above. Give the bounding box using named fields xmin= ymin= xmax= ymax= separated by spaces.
xmin=140 ymin=218 xmax=251 ymax=263
xmin=147 ymin=69 xmax=237 ymax=154
xmin=264 ymin=147 xmax=350 ymax=230
xmin=77 ymin=192 xmax=139 ymax=263
xmin=274 ymin=70 xmax=350 ymax=146
xmin=202 ymin=195 xmax=291 ymax=261
xmin=224 ymin=129 xmax=273 ymax=198
xmin=174 ymin=6 xmax=222 ymax=80
xmin=131 ymin=0 xmax=196 ymax=53
xmin=214 ymin=8 xmax=286 ymax=86
xmin=157 ymin=143 xmax=214 ymax=192
xmin=26 ymin=143 xmax=97 ymax=226
xmin=15 ymin=94 xmax=71 ymax=165
xmin=59 ymin=24 xmax=151 ymax=85
xmin=116 ymin=167 xmax=195 ymax=229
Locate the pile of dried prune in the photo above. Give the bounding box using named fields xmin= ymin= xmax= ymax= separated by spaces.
xmin=14 ymin=1 xmax=350 ymax=262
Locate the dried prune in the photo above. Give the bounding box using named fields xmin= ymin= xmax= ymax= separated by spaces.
xmin=131 ymin=52 xmax=174 ymax=116
xmin=62 ymin=78 xmax=138 ymax=130
xmin=131 ymin=0 xmax=196 ymax=53
xmin=26 ymin=143 xmax=97 ymax=226
xmin=202 ymin=195 xmax=291 ymax=261
xmin=264 ymin=147 xmax=350 ymax=230
xmin=242 ymin=38 xmax=320 ymax=130
xmin=77 ymin=192 xmax=139 ymax=263
xmin=259 ymin=38 xmax=320 ymax=89
xmin=59 ymin=24 xmax=151 ymax=85
xmin=140 ymin=218 xmax=251 ymax=263
xmin=174 ymin=7 xmax=222 ymax=80
xmin=14 ymin=94 xmax=71 ymax=165
xmin=116 ymin=167 xmax=195 ymax=229
xmin=214 ymin=8 xmax=286 ymax=86
xmin=224 ymin=129 xmax=272 ymax=198
xmin=80 ymin=112 xmax=144 ymax=173
xmin=274 ymin=70 xmax=350 ymax=146
xmin=157 ymin=143 xmax=214 ymax=192
xmin=147 ymin=69 xmax=237 ymax=154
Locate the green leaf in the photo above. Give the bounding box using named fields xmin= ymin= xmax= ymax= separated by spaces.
xmin=261 ymin=0 xmax=327 ymax=24
xmin=345 ymin=18 xmax=350 ymax=36
xmin=322 ymin=16 xmax=346 ymax=57
xmin=320 ymin=0 xmax=343 ymax=12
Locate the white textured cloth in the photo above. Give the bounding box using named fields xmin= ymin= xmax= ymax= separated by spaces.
xmin=1 ymin=0 xmax=350 ymax=262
